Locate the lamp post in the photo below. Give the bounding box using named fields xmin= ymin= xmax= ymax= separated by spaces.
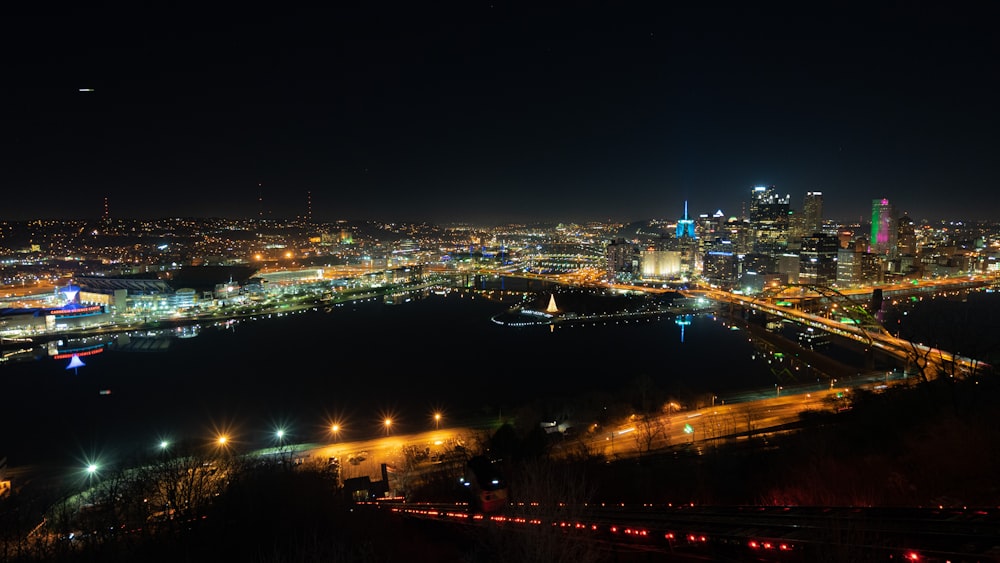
xmin=384 ymin=418 xmax=392 ymax=436
xmin=434 ymin=412 xmax=442 ymax=430
xmin=331 ymin=424 xmax=340 ymax=442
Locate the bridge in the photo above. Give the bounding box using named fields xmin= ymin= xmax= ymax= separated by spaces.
xmin=682 ymin=279 xmax=995 ymax=382
xmin=443 ymin=263 xmax=996 ymax=380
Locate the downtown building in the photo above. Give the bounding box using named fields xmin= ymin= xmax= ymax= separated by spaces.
xmin=869 ymin=198 xmax=897 ymax=257
xmin=798 ymin=233 xmax=839 ymax=286
xmin=748 ymin=185 xmax=791 ymax=255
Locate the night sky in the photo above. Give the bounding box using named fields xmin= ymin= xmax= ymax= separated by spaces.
xmin=3 ymin=5 xmax=998 ymax=224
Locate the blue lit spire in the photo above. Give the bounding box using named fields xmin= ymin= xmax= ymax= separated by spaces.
xmin=676 ymin=201 xmax=696 ymax=239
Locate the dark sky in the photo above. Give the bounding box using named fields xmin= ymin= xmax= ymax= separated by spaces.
xmin=3 ymin=5 xmax=998 ymax=224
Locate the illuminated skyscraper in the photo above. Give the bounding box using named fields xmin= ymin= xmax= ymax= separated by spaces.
xmin=675 ymin=201 xmax=697 ymax=276
xmin=676 ymin=201 xmax=696 ymax=239
xmin=748 ymin=185 xmax=790 ymax=255
xmin=869 ymin=198 xmax=896 ymax=256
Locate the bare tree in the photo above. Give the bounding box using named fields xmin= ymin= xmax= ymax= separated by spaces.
xmin=631 ymin=413 xmax=666 ymax=456
xmin=490 ymin=458 xmax=603 ymax=563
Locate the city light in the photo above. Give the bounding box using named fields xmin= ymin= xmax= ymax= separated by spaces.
xmin=384 ymin=418 xmax=392 ymax=436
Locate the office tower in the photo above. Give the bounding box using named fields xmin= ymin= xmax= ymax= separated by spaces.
xmin=605 ymin=238 xmax=637 ymax=282
xmin=698 ymin=209 xmax=729 ymax=255
xmin=896 ymin=212 xmax=917 ymax=256
xmin=675 ymin=201 xmax=698 ymax=276
xmin=799 ymin=233 xmax=839 ymax=285
xmin=702 ymin=248 xmax=738 ymax=287
xmin=675 ymin=201 xmax=696 ymax=239
xmin=869 ymin=198 xmax=896 ymax=256
xmin=836 ymin=248 xmax=860 ymax=287
xmin=748 ymin=185 xmax=790 ymax=255
xmin=803 ymin=191 xmax=823 ymax=235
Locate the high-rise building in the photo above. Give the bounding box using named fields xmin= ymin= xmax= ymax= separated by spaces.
xmin=702 ymin=249 xmax=739 ymax=287
xmin=748 ymin=185 xmax=790 ymax=255
xmin=803 ymin=191 xmax=823 ymax=236
xmin=675 ymin=201 xmax=696 ymax=239
xmin=896 ymin=212 xmax=917 ymax=256
xmin=836 ymin=248 xmax=860 ymax=287
xmin=776 ymin=253 xmax=801 ymax=284
xmin=836 ymin=248 xmax=884 ymax=287
xmin=605 ymin=238 xmax=637 ymax=282
xmin=674 ymin=201 xmax=698 ymax=276
xmin=799 ymin=233 xmax=839 ymax=286
xmin=869 ymin=198 xmax=896 ymax=256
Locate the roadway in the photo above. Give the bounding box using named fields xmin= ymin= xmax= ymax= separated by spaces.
xmin=682 ymin=283 xmax=992 ymax=380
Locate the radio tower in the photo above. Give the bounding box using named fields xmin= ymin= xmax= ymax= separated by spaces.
xmin=102 ymin=197 xmax=110 ymax=222
xmin=257 ymin=183 xmax=264 ymax=220
xmin=306 ymin=190 xmax=312 ymax=222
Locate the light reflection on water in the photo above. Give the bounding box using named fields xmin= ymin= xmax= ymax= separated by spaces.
xmin=1 ymin=289 xmax=824 ymax=466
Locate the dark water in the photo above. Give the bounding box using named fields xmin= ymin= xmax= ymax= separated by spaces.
xmin=2 ymin=291 xmax=791 ymax=467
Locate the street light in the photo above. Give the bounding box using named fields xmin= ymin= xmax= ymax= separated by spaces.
xmin=384 ymin=418 xmax=392 ymax=436
xmin=86 ymin=463 xmax=98 ymax=476
xmin=434 ymin=412 xmax=442 ymax=430
xmin=331 ymin=424 xmax=340 ymax=442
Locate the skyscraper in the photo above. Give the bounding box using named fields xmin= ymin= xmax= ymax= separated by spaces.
xmin=896 ymin=212 xmax=917 ymax=256
xmin=803 ymin=191 xmax=823 ymax=236
xmin=799 ymin=233 xmax=839 ymax=285
xmin=748 ymin=185 xmax=790 ymax=255
xmin=869 ymin=198 xmax=896 ymax=256
xmin=676 ymin=201 xmax=696 ymax=239
xmin=666 ymin=201 xmax=698 ymax=277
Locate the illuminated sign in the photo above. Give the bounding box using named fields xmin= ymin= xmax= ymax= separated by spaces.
xmin=52 ymin=305 xmax=102 ymax=316
xmin=54 ymin=347 xmax=105 ymax=360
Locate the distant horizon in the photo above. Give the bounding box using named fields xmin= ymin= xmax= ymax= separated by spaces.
xmin=4 ymin=8 xmax=998 ymax=226
xmin=2 ymin=205 xmax=994 ymax=227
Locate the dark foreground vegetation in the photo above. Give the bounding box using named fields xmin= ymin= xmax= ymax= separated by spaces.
xmin=2 ymin=376 xmax=998 ymax=562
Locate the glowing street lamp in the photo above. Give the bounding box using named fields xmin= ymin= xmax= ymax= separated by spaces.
xmin=86 ymin=463 xmax=98 ymax=476
xmin=331 ymin=424 xmax=341 ymax=442
xmin=159 ymin=440 xmax=170 ymax=450
xmin=383 ymin=418 xmax=392 ymax=436
xmin=434 ymin=412 xmax=442 ymax=430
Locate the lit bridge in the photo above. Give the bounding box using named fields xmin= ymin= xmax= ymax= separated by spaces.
xmin=682 ymin=279 xmax=996 ymax=381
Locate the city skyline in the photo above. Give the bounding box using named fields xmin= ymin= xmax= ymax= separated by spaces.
xmin=3 ymin=6 xmax=998 ymax=224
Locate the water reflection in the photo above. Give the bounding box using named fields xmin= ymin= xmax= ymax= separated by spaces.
xmin=1 ymin=325 xmax=204 ymax=366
